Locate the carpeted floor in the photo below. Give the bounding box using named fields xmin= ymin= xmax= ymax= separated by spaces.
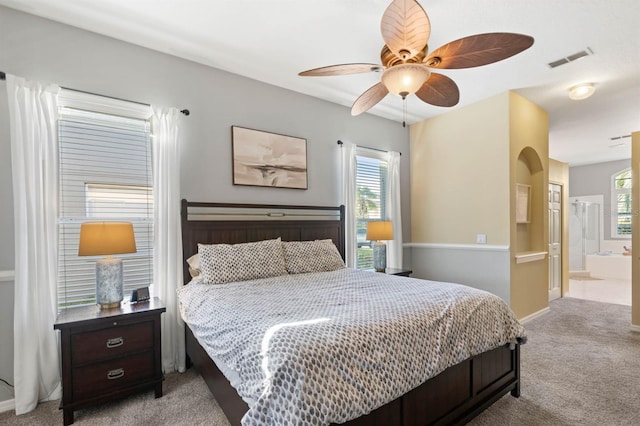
xmin=1 ymin=297 xmax=639 ymax=425
xmin=0 ymin=369 xmax=230 ymax=426
xmin=469 ymin=297 xmax=640 ymax=426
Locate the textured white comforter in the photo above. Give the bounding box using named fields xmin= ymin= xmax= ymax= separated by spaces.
xmin=178 ymin=268 xmax=525 ymax=426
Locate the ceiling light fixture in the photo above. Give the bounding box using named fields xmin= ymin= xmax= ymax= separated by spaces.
xmin=568 ymin=82 xmax=595 ymax=100
xmin=381 ymin=63 xmax=431 ymax=99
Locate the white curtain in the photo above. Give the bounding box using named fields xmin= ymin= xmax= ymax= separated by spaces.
xmin=7 ymin=74 xmax=62 ymax=414
xmin=151 ymin=107 xmax=186 ymax=373
xmin=385 ymin=151 xmax=403 ymax=268
xmin=341 ymin=142 xmax=358 ymax=268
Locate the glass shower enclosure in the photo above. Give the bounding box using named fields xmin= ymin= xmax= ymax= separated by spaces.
xmin=569 ymin=201 xmax=600 ymax=271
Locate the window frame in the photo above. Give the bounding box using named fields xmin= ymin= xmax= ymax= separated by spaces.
xmin=354 ymin=148 xmax=389 ymax=269
xmin=56 ymin=89 xmax=154 ymax=309
xmin=611 ymin=168 xmax=632 ymax=239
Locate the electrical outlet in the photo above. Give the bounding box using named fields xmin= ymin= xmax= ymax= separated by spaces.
xmin=476 ymin=234 xmax=487 ymax=244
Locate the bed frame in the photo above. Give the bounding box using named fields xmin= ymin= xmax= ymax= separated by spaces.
xmin=181 ymin=199 xmax=520 ymax=425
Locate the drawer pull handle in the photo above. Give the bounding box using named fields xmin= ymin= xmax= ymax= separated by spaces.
xmin=106 ymin=337 xmax=124 ymax=348
xmin=107 ymin=368 xmax=125 ymax=380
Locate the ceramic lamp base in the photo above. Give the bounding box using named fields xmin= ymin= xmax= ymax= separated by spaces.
xmin=96 ymin=257 xmax=124 ymax=309
xmin=373 ymin=241 xmax=387 ymax=272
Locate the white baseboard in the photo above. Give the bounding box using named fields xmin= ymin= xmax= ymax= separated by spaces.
xmin=0 ymin=398 xmax=15 ymax=414
xmin=519 ymin=306 xmax=550 ymax=324
xmin=630 ymin=324 xmax=640 ymax=333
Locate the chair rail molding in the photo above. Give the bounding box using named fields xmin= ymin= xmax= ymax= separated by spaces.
xmin=0 ymin=270 xmax=15 ymax=283
xmin=404 ymin=242 xmax=509 ymax=252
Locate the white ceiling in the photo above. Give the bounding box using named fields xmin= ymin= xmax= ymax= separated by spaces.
xmin=2 ymin=0 xmax=639 ymax=166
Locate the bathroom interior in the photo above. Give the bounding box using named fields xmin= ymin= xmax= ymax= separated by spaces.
xmin=569 ymin=197 xmax=631 ymax=305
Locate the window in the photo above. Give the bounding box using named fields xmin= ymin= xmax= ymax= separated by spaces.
xmin=58 ymin=105 xmax=153 ymax=309
xmin=612 ymin=168 xmax=631 ymax=238
xmin=355 ymin=152 xmax=388 ymax=269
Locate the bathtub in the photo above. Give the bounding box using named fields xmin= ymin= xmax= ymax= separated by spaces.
xmin=585 ymin=253 xmax=631 ymax=280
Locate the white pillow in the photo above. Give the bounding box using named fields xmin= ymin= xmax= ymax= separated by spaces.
xmin=198 ymin=238 xmax=287 ymax=284
xmin=186 ymin=254 xmax=200 ymax=278
xmin=283 ymin=239 xmax=345 ymax=274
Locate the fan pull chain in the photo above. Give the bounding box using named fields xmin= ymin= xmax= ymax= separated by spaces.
xmin=402 ymin=96 xmax=407 ymax=128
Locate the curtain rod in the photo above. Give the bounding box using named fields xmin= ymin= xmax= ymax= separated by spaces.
xmin=0 ymin=71 xmax=189 ymax=116
xmin=336 ymin=140 xmax=401 ymax=155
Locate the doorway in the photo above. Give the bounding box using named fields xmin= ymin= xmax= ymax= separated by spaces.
xmin=549 ymin=183 xmax=562 ymax=301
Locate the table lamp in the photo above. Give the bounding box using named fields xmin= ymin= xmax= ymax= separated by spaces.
xmin=78 ymin=222 xmax=137 ymax=309
xmin=366 ymin=221 xmax=393 ymax=272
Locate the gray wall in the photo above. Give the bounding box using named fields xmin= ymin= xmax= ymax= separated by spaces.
xmin=0 ymin=6 xmax=411 ymax=400
xmin=0 ymin=61 xmax=14 ymax=395
xmin=569 ymin=159 xmax=630 ymax=240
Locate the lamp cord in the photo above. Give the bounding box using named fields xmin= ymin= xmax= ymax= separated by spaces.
xmin=0 ymin=377 xmax=14 ymax=387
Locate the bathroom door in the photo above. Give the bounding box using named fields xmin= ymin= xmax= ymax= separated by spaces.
xmin=549 ymin=184 xmax=562 ymax=301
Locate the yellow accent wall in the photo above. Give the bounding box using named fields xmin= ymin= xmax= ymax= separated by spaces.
xmin=631 ymin=131 xmax=640 ymax=327
xmin=410 ymin=92 xmax=510 ymax=245
xmin=509 ymin=92 xmax=549 ymax=319
xmin=410 ymin=91 xmax=549 ymax=319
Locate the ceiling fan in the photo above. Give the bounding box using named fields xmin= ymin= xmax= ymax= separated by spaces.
xmin=299 ymin=0 xmax=534 ymax=123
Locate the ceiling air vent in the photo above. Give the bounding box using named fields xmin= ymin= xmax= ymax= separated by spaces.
xmin=548 ymin=47 xmax=594 ymax=68
xmin=610 ymin=134 xmax=631 ymax=141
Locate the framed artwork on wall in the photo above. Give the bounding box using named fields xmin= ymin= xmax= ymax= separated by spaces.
xmin=515 ymin=183 xmax=531 ymax=223
xmin=231 ymin=126 xmax=308 ymax=189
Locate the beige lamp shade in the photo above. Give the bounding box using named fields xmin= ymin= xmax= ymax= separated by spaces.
xmin=366 ymin=221 xmax=393 ymax=241
xmin=78 ymin=222 xmax=137 ymax=256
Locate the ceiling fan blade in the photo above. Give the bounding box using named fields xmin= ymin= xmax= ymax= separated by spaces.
xmin=425 ymin=33 xmax=534 ymax=69
xmin=380 ymin=0 xmax=431 ymax=61
xmin=351 ymin=82 xmax=389 ymax=116
xmin=299 ymin=63 xmax=383 ymax=76
xmin=415 ymin=73 xmax=460 ymax=107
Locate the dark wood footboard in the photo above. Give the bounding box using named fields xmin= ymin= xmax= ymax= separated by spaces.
xmin=186 ymin=325 xmax=520 ymax=426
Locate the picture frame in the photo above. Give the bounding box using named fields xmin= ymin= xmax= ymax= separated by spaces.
xmin=231 ymin=126 xmax=308 ymax=189
xmin=515 ymin=183 xmax=531 ymax=223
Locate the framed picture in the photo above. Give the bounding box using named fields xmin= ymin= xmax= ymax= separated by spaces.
xmin=232 ymin=126 xmax=308 ymax=189
xmin=515 ymin=183 xmax=531 ymax=223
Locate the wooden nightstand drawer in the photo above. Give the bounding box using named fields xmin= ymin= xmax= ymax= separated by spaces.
xmin=72 ymin=321 xmax=153 ymax=365
xmin=72 ymin=351 xmax=154 ymax=398
xmin=55 ymin=298 xmax=166 ymax=425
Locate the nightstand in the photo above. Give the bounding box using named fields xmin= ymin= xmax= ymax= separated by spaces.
xmin=366 ymin=268 xmax=413 ymax=277
xmin=54 ymin=298 xmax=166 ymax=425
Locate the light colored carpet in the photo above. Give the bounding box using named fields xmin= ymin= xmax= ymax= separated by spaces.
xmin=1 ymin=297 xmax=639 ymax=425
xmin=469 ymin=297 xmax=640 ymax=426
xmin=0 ymin=369 xmax=230 ymax=426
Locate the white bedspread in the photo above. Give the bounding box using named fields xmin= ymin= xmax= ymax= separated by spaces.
xmin=178 ymin=268 xmax=526 ymax=426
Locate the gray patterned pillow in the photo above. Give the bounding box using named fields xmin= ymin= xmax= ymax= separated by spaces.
xmin=198 ymin=238 xmax=287 ymax=284
xmin=283 ymin=239 xmax=345 ymax=274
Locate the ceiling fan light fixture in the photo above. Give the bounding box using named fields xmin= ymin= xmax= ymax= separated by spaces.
xmin=382 ymin=64 xmax=431 ymax=98
xmin=568 ymin=82 xmax=595 ymax=100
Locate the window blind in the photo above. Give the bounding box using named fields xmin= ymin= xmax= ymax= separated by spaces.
xmin=355 ymin=154 xmax=388 ymax=269
xmin=58 ymin=107 xmax=153 ymax=309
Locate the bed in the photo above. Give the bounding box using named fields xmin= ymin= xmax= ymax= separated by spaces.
xmin=179 ymin=200 xmax=524 ymax=425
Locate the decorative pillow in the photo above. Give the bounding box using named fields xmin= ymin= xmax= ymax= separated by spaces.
xmin=283 ymin=239 xmax=345 ymax=274
xmin=198 ymin=238 xmax=287 ymax=284
xmin=186 ymin=254 xmax=200 ymax=278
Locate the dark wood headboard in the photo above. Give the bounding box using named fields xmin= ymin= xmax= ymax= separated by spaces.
xmin=180 ymin=199 xmax=345 ymax=284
